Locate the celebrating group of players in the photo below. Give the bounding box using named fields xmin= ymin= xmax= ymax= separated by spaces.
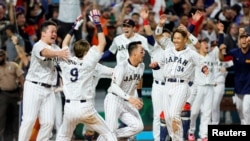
xmin=15 ymin=2 xmax=250 ymax=141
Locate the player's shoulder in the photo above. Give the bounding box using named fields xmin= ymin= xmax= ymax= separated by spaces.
xmin=114 ymin=34 xmax=125 ymax=40
xmin=134 ymin=33 xmax=147 ymax=40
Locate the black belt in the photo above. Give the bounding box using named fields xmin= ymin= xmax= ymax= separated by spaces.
xmin=167 ymin=78 xmax=185 ymax=83
xmin=31 ymin=81 xmax=55 ymax=88
xmin=154 ymin=80 xmax=165 ymax=85
xmin=65 ymin=99 xmax=86 ymax=103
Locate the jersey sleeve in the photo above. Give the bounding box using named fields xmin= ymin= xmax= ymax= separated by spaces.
xmin=110 ymin=64 xmax=130 ymax=100
xmin=32 ymin=41 xmax=47 ymax=60
xmin=109 ymin=38 xmax=118 ymax=54
xmin=94 ymin=63 xmax=113 ymax=79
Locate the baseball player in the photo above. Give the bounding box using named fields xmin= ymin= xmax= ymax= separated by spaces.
xmin=140 ymin=8 xmax=169 ymax=141
xmin=150 ymin=28 xmax=205 ymax=141
xmin=101 ymin=18 xmax=150 ymax=63
xmin=219 ymin=29 xmax=250 ymax=125
xmin=56 ymin=10 xmax=117 ymax=141
xmin=188 ymin=38 xmax=217 ymax=141
xmin=147 ymin=9 xmax=202 ymax=140
xmin=99 ymin=41 xmax=145 ymax=140
xmin=101 ymin=18 xmax=149 ymax=140
xmin=18 ymin=20 xmax=70 ymax=141
xmin=211 ymin=23 xmax=234 ymax=125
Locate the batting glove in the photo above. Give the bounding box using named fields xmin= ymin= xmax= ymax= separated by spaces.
xmin=89 ymin=9 xmax=101 ymax=25
xmin=72 ymin=15 xmax=84 ymax=30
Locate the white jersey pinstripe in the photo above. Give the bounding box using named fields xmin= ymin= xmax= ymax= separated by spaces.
xmin=25 ymin=40 xmax=60 ymax=85
xmin=19 ymin=40 xmax=61 ymax=141
xmin=58 ymin=46 xmax=102 ymax=100
xmin=56 ymin=46 xmax=117 ymax=141
xmin=104 ymin=59 xmax=145 ymax=138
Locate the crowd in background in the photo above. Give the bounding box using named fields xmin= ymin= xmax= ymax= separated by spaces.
xmin=1 ymin=0 xmax=250 ymax=63
xmin=0 ymin=0 xmax=250 ymax=140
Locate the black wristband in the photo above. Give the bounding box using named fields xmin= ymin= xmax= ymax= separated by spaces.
xmin=96 ymin=25 xmax=103 ymax=33
xmin=137 ymin=89 xmax=142 ymax=98
xmin=68 ymin=28 xmax=74 ymax=36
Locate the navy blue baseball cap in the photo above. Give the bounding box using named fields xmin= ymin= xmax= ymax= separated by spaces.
xmin=123 ymin=19 xmax=135 ymax=27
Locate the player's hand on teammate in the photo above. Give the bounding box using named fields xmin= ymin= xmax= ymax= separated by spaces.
xmin=58 ymin=48 xmax=70 ymax=61
xmin=89 ymin=9 xmax=101 ymax=25
xmin=128 ymin=97 xmax=143 ymax=110
xmin=72 ymin=15 xmax=84 ymax=30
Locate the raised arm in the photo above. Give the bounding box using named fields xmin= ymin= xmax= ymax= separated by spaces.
xmin=88 ymin=9 xmax=106 ymax=53
xmin=140 ymin=6 xmax=155 ymax=46
xmin=62 ymin=15 xmax=84 ymax=48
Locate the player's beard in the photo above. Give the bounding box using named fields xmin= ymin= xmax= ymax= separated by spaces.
xmin=0 ymin=59 xmax=5 ymax=65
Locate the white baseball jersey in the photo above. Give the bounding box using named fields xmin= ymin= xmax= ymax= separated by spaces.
xmin=103 ymin=59 xmax=145 ymax=138
xmin=161 ymin=47 xmax=203 ymax=81
xmin=58 ymin=46 xmax=102 ymax=100
xmin=56 ymin=46 xmax=117 ymax=141
xmin=19 ymin=40 xmax=60 ymax=141
xmin=159 ymin=46 xmax=203 ymax=141
xmin=25 ymin=40 xmax=60 ymax=85
xmin=109 ymin=33 xmax=150 ymax=63
xmin=189 ymin=51 xmax=217 ymax=139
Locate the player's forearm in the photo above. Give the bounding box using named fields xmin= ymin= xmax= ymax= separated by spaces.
xmin=96 ymin=30 xmax=106 ymax=52
xmin=41 ymin=48 xmax=62 ymax=58
xmin=111 ymin=82 xmax=130 ymax=100
xmin=62 ymin=34 xmax=72 ymax=48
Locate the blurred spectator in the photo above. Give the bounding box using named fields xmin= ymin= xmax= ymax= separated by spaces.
xmin=0 ymin=49 xmax=24 ymax=141
xmin=214 ymin=6 xmax=237 ymax=33
xmin=239 ymin=2 xmax=250 ymax=27
xmin=199 ymin=19 xmax=217 ymax=45
xmin=112 ymin=0 xmax=141 ymax=26
xmin=147 ymin=0 xmax=166 ymax=23
xmin=103 ymin=21 xmax=117 ymax=62
xmin=0 ymin=3 xmax=10 ymax=47
xmin=179 ymin=14 xmax=189 ymax=27
xmin=57 ymin=0 xmax=82 ymax=46
xmin=163 ymin=5 xmax=179 ymax=32
xmin=3 ymin=24 xmax=25 ymax=62
xmin=224 ymin=22 xmax=239 ymax=52
xmin=171 ymin=0 xmax=191 ymax=17
xmin=26 ymin=1 xmax=46 ymax=29
xmin=231 ymin=3 xmax=242 ymax=25
xmin=148 ymin=10 xmax=157 ymax=31
xmin=131 ymin=12 xmax=144 ymax=34
xmin=14 ymin=10 xmax=35 ymax=53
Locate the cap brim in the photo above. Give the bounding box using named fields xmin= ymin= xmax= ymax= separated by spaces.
xmin=123 ymin=23 xmax=132 ymax=27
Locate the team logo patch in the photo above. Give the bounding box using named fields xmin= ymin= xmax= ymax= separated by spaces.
xmin=245 ymin=59 xmax=250 ymax=63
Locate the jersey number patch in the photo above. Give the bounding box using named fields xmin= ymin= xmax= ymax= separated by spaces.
xmin=70 ymin=68 xmax=78 ymax=82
